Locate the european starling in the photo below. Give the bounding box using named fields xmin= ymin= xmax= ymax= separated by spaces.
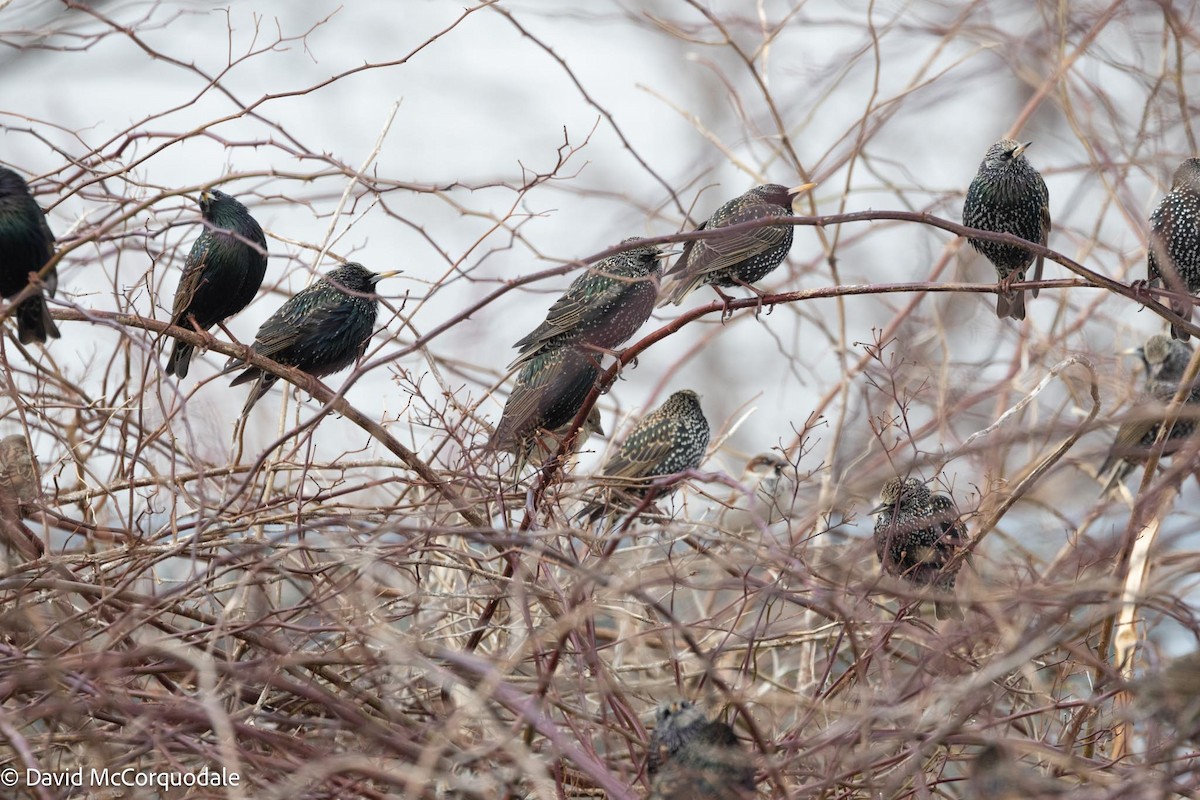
xmin=1148 ymin=158 xmax=1200 ymax=340
xmin=522 ymin=404 xmax=604 ymax=471
xmin=509 ymin=238 xmax=664 ymax=369
xmin=965 ymin=743 xmax=1071 ymax=799
xmin=962 ymin=139 xmax=1051 ymax=320
xmin=166 ymin=188 xmax=268 ymax=377
xmin=872 ymin=477 xmax=967 ymax=620
xmin=225 ymin=263 xmax=399 ymax=416
xmin=646 ymin=701 xmax=755 ymax=800
xmin=580 ymin=389 xmax=710 ymax=520
xmin=487 ymin=345 xmax=601 ymax=470
xmin=1099 ymin=334 xmax=1200 ymax=488
xmin=0 ymin=167 xmax=59 ymax=344
xmin=658 ymin=183 xmax=815 ymax=306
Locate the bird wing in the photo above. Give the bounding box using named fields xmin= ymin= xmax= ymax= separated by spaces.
xmin=670 ymin=205 xmax=788 ymax=280
xmin=170 ymin=237 xmax=213 ymax=326
xmin=252 ymin=293 xmax=360 ymax=362
xmin=600 ymin=415 xmax=679 ymax=481
xmin=1033 ymin=176 xmax=1051 ymax=297
xmin=513 ymin=270 xmax=621 ymax=352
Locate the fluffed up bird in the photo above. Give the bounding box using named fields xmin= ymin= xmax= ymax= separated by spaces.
xmin=579 ymin=389 xmax=709 ymax=522
xmin=1133 ymin=650 xmax=1200 ymax=740
xmin=1099 ymin=334 xmax=1200 ymax=490
xmin=488 ymin=345 xmax=602 ymax=472
xmin=962 ymin=139 xmax=1051 ymax=320
xmin=166 ymin=188 xmax=268 ymax=377
xmin=0 ymin=167 xmax=60 ymax=344
xmin=872 ymin=477 xmax=967 ymax=620
xmin=224 ymin=263 xmax=398 ymax=416
xmin=1148 ymin=158 xmax=1200 ymax=340
xmin=658 ymin=183 xmax=815 ymax=307
xmin=509 ymin=238 xmax=665 ymax=370
xmin=646 ymin=700 xmax=755 ymax=800
xmin=965 ymin=743 xmax=1070 ymax=799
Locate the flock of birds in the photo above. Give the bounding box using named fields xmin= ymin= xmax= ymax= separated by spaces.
xmin=4 ymin=138 xmax=1200 ymax=794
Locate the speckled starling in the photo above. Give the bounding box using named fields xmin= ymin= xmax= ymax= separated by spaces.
xmin=646 ymin=701 xmax=755 ymax=800
xmin=1100 ymin=334 xmax=1200 ymax=487
xmin=581 ymin=389 xmax=710 ymax=520
xmin=523 ymin=404 xmax=604 ymax=471
xmin=166 ymin=188 xmax=268 ymax=377
xmin=659 ymin=183 xmax=815 ymax=306
xmin=225 ymin=263 xmax=398 ymax=416
xmin=1148 ymin=159 xmax=1200 ymax=340
xmin=872 ymin=477 xmax=967 ymax=620
xmin=0 ymin=167 xmax=59 ymax=344
xmin=488 ymin=345 xmax=601 ymax=469
xmin=510 ymin=238 xmax=664 ymax=370
xmin=962 ymin=139 xmax=1051 ymax=320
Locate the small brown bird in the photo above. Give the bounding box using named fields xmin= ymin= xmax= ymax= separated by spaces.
xmin=717 ymin=452 xmax=799 ymax=534
xmin=1133 ymin=650 xmax=1200 ymax=740
xmin=646 ymin=701 xmax=755 ymax=800
xmin=0 ymin=434 xmax=43 ymax=563
xmin=965 ymin=743 xmax=1070 ymax=799
xmin=872 ymin=477 xmax=967 ymax=620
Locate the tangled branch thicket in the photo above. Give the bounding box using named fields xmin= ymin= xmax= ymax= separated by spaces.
xmin=4 ymin=1 xmax=1200 ymax=798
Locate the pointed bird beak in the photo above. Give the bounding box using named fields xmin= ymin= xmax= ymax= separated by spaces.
xmin=868 ymin=501 xmax=887 ymax=516
xmin=1013 ymin=141 xmax=1033 ymax=157
xmin=655 ymin=248 xmax=683 ymax=258
xmin=788 ymin=182 xmax=817 ymax=197
xmin=1119 ymin=346 xmax=1142 ymax=357
xmin=371 ymin=270 xmax=403 ymax=284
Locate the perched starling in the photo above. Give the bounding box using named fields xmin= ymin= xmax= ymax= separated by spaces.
xmin=580 ymin=389 xmax=710 ymax=520
xmin=166 ymin=188 xmax=268 ymax=377
xmin=522 ymin=404 xmax=604 ymax=471
xmin=509 ymin=238 xmax=664 ymax=369
xmin=1134 ymin=650 xmax=1200 ymax=739
xmin=1148 ymin=159 xmax=1200 ymax=340
xmin=225 ymin=263 xmax=398 ymax=416
xmin=646 ymin=701 xmax=755 ymax=800
xmin=962 ymin=139 xmax=1051 ymax=320
xmin=965 ymin=743 xmax=1070 ymax=799
xmin=1099 ymin=334 xmax=1200 ymax=488
xmin=488 ymin=345 xmax=601 ymax=470
xmin=872 ymin=477 xmax=967 ymax=620
xmin=0 ymin=167 xmax=59 ymax=344
xmin=658 ymin=183 xmax=815 ymax=306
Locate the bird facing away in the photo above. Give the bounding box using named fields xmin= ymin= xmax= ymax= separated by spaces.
xmin=0 ymin=167 xmax=60 ymax=344
xmin=962 ymin=139 xmax=1051 ymax=320
xmin=166 ymin=188 xmax=268 ymax=378
xmin=646 ymin=701 xmax=755 ymax=800
xmin=658 ymin=183 xmax=815 ymax=306
xmin=872 ymin=477 xmax=967 ymax=620
xmin=225 ymin=263 xmax=398 ymax=416
xmin=580 ymin=389 xmax=710 ymax=520
xmin=1099 ymin=334 xmax=1200 ymax=489
xmin=509 ymin=238 xmax=664 ymax=370
xmin=488 ymin=345 xmax=601 ymax=470
xmin=1148 ymin=158 xmax=1200 ymax=340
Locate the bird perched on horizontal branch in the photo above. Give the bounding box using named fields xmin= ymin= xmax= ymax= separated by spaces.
xmin=224 ymin=263 xmax=399 ymax=417
xmin=1147 ymin=158 xmax=1200 ymax=340
xmin=0 ymin=167 xmax=60 ymax=344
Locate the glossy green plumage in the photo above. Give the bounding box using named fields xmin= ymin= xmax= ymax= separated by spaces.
xmin=167 ymin=189 xmax=268 ymax=377
xmin=225 ymin=263 xmax=391 ymax=416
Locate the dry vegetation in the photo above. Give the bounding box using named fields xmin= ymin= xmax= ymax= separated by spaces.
xmin=3 ymin=1 xmax=1200 ymax=798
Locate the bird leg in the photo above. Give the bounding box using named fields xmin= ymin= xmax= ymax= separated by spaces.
xmin=729 ymin=278 xmax=773 ymax=319
xmin=710 ymin=285 xmax=738 ymax=322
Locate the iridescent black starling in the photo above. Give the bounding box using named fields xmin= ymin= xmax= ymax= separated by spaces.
xmin=1148 ymin=159 xmax=1200 ymax=340
xmin=0 ymin=167 xmax=59 ymax=344
xmin=488 ymin=345 xmax=600 ymax=468
xmin=166 ymin=188 xmax=268 ymax=377
xmin=1100 ymin=334 xmax=1200 ymax=487
xmin=962 ymin=139 xmax=1051 ymax=320
xmin=872 ymin=477 xmax=967 ymax=620
xmin=225 ymin=263 xmax=398 ymax=416
xmin=509 ymin=238 xmax=664 ymax=369
xmin=965 ymin=743 xmax=1070 ymax=799
xmin=659 ymin=183 xmax=814 ymax=306
xmin=580 ymin=389 xmax=709 ymax=520
xmin=646 ymin=701 xmax=755 ymax=800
